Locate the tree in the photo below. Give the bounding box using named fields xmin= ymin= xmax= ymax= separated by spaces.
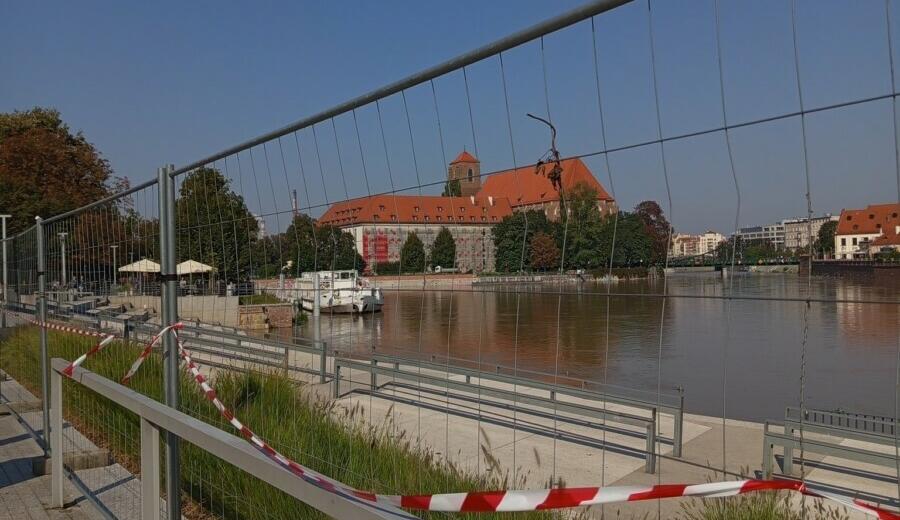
xmin=442 ymin=179 xmax=461 ymax=197
xmin=400 ymin=232 xmax=426 ymax=273
xmin=561 ymin=182 xmax=604 ymax=269
xmin=0 ymin=107 xmax=119 ymax=233
xmin=281 ymin=213 xmax=365 ymax=276
xmin=530 ymin=231 xmax=560 ymax=271
xmin=492 ymin=210 xmax=559 ymax=272
xmin=430 ymin=227 xmax=456 ymax=269
xmin=634 ymin=201 xmax=672 ymax=265
xmin=813 ymin=220 xmax=838 ymax=257
xmin=174 ymin=167 xmax=258 ymax=280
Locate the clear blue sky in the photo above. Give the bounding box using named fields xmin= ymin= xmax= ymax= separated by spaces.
xmin=3 ymin=0 xmax=899 ymax=234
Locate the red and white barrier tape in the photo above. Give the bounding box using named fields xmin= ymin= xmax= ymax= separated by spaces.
xmin=5 ymin=311 xmax=118 ymax=377
xmin=12 ymin=312 xmax=898 ymax=519
xmin=120 ymin=323 xmax=182 ymax=384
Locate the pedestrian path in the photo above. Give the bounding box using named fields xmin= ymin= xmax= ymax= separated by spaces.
xmin=0 ymin=393 xmax=102 ymax=519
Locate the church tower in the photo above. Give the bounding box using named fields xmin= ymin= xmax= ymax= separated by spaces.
xmin=448 ymin=150 xmax=481 ymax=197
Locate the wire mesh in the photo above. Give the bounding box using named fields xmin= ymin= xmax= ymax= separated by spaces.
xmin=1 ymin=0 xmax=899 ymax=519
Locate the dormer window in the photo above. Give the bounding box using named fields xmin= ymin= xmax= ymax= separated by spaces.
xmin=414 ymin=206 xmax=420 ymax=212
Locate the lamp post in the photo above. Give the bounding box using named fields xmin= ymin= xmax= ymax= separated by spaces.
xmin=58 ymin=232 xmax=68 ymax=291
xmin=110 ymin=245 xmax=118 ymax=291
xmin=0 ymin=215 xmax=9 ymax=329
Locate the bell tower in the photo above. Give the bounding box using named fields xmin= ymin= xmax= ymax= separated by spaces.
xmin=448 ymin=150 xmax=481 ymax=197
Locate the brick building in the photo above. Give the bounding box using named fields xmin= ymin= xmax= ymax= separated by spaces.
xmin=318 ymin=151 xmax=616 ymax=272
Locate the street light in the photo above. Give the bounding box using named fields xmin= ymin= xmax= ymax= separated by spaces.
xmin=110 ymin=245 xmax=119 ymax=290
xmin=0 ymin=214 xmax=10 ymax=329
xmin=58 ymin=232 xmax=68 ymax=290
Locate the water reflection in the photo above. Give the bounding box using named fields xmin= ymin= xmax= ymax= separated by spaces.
xmin=286 ymin=273 xmax=897 ymax=422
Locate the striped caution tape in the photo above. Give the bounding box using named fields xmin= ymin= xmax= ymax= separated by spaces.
xmin=120 ymin=322 xmax=182 ymax=384
xmin=12 ymin=313 xmax=898 ymax=519
xmin=167 ymin=327 xmax=899 ymax=519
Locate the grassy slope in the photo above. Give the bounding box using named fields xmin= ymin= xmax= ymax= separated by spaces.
xmin=0 ymin=327 xmax=554 ymax=520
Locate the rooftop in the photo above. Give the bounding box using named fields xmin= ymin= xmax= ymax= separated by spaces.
xmin=836 ymin=203 xmax=900 ymax=236
xmin=318 ymin=194 xmax=513 ymax=226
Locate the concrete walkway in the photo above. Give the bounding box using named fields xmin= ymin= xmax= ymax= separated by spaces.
xmin=0 ymin=399 xmax=102 ymax=519
xmin=0 ymin=375 xmax=146 ymax=520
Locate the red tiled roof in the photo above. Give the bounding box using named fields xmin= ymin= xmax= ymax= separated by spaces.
xmin=450 ymin=151 xmax=479 ymax=164
xmin=478 ymin=157 xmax=613 ymax=207
xmin=318 ymin=194 xmax=513 ymax=227
xmin=836 ymin=203 xmax=900 ymax=236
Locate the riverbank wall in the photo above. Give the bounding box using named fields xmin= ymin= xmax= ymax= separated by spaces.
xmin=805 ymin=260 xmax=900 ymax=280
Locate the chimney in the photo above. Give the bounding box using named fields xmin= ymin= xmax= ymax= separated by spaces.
xmin=488 ymin=196 xmax=494 ymax=207
xmin=292 ymin=190 xmax=299 ymax=217
xmin=470 ymin=195 xmax=475 ymax=205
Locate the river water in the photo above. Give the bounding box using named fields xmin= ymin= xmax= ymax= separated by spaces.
xmin=297 ymin=273 xmax=899 ymax=422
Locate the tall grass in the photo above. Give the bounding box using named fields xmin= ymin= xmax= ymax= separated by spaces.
xmin=0 ymin=326 xmax=554 ymax=519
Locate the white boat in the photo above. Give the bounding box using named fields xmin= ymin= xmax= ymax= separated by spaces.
xmin=294 ymin=270 xmax=383 ymax=314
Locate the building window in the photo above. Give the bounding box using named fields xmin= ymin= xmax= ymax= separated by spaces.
xmin=468 ymin=168 xmax=473 ymax=181
xmin=391 ymin=215 xmax=397 ymax=222
xmin=841 ymin=238 xmax=846 ymax=246
xmin=852 ymin=237 xmax=858 ymax=245
xmin=413 ymin=216 xmax=418 ymax=222
xmin=846 ymin=215 xmax=852 ymax=221
xmin=869 ymin=214 xmax=875 ymax=219
xmin=459 ymin=207 xmax=465 ymax=213
xmin=436 ymin=216 xmax=441 ymax=221
xmin=414 ymin=206 xmax=420 ymax=212
xmin=437 ymin=206 xmax=443 ymax=212
xmin=379 ymin=205 xmax=386 ymax=211
xmin=424 ymin=216 xmax=429 ymax=222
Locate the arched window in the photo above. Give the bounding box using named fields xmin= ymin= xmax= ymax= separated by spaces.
xmin=468 ymin=168 xmax=473 ymax=181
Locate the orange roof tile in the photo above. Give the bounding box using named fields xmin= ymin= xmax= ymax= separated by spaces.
xmin=318 ymin=194 xmax=513 ymax=227
xmin=450 ymin=150 xmax=479 ymax=164
xmin=836 ymin=203 xmax=900 ymax=236
xmin=478 ymin=157 xmax=613 ymax=207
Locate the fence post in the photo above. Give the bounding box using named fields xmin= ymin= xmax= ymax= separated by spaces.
xmin=158 ymin=165 xmax=181 ymax=517
xmin=50 ymin=367 xmax=64 ymax=507
xmin=36 ymin=216 xmax=50 ymax=452
xmin=140 ymin=417 xmax=161 ymax=520
xmin=1 ymin=214 xmax=9 ymax=329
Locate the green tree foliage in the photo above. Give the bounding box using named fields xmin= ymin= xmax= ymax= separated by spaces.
xmin=400 ymin=232 xmax=426 ymax=273
xmin=0 ymin=107 xmax=121 ymax=233
xmin=282 ymin=214 xmax=364 ymax=276
xmin=714 ymin=237 xmax=793 ymax=265
xmin=175 ymin=167 xmax=257 ymax=281
xmin=530 ymin=231 xmax=560 ymax=271
xmin=429 ymin=227 xmax=456 ymax=269
xmin=492 ymin=210 xmax=558 ymax=272
xmin=561 ymin=182 xmax=603 ymax=269
xmin=634 ymin=200 xmax=672 ymax=265
xmin=442 ymin=179 xmax=461 ymax=197
xmin=813 ymin=220 xmax=837 ymax=257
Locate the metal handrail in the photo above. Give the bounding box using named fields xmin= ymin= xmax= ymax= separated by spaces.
xmin=50 ymin=358 xmax=412 ymax=520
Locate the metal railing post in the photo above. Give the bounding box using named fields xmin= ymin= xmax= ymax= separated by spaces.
xmin=674 ymin=387 xmax=684 ymax=458
xmin=319 ymin=340 xmax=327 ymax=384
xmin=50 ymin=368 xmax=63 ymax=507
xmin=645 ymin=409 xmax=657 ymax=474
xmin=140 ymin=417 xmax=161 ymax=520
xmin=36 ymin=216 xmax=50 ymax=452
xmin=158 ymin=165 xmax=181 ymax=517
